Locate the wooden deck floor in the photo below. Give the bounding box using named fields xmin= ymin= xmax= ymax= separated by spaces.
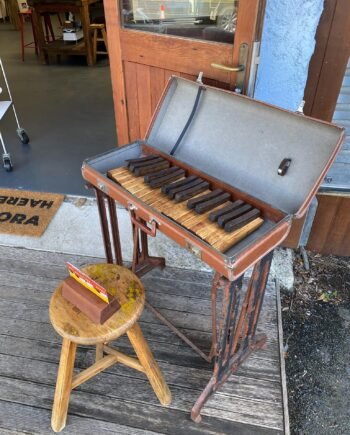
xmin=0 ymin=245 xmax=287 ymax=434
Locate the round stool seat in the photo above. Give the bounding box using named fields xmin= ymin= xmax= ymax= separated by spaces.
xmin=50 ymin=264 xmax=145 ymax=345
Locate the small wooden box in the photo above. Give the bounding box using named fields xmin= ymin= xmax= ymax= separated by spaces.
xmin=61 ymin=277 xmax=120 ymax=324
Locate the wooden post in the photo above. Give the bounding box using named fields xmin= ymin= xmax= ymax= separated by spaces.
xmin=127 ymin=323 xmax=171 ymax=406
xmin=51 ymin=338 xmax=77 ymax=433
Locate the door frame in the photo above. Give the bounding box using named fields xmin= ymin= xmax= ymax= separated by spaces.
xmin=303 ymin=0 xmax=350 ymax=122
xmin=104 ymin=0 xmax=265 ymax=145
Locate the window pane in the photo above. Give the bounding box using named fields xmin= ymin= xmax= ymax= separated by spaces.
xmin=121 ymin=0 xmax=239 ymax=44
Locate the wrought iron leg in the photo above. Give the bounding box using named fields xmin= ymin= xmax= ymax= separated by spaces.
xmin=93 ymin=187 xmax=122 ymax=265
xmin=93 ymin=185 xmax=165 ymax=273
xmin=107 ymin=196 xmax=122 ymax=265
xmin=191 ymin=252 xmax=273 ymax=423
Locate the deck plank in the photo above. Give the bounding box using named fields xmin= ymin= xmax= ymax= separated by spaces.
xmin=0 ymin=400 xmax=158 ymax=434
xmin=0 ymin=246 xmax=286 ymax=434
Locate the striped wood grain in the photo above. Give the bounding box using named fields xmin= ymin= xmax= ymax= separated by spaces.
xmin=109 ymin=167 xmax=263 ymax=252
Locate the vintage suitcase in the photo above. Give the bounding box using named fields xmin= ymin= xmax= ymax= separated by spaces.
xmin=82 ymin=77 xmax=344 ymax=281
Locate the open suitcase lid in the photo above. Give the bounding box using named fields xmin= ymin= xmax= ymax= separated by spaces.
xmin=146 ymin=77 xmax=345 ymax=217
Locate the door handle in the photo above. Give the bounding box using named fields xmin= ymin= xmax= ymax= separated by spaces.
xmin=210 ymin=43 xmax=249 ymax=93
xmin=211 ymin=63 xmax=245 ymax=72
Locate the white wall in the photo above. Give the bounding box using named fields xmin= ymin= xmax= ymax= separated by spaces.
xmin=254 ymin=0 xmax=324 ymax=111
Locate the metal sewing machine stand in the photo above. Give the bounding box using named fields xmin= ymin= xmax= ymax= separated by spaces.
xmin=92 ymin=186 xmax=274 ymax=423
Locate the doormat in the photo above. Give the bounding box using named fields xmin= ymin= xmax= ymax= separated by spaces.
xmin=0 ymin=189 xmax=64 ymax=237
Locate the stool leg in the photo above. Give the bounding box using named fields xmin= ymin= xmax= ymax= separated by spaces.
xmin=51 ymin=338 xmax=77 ymax=433
xmin=57 ymin=13 xmax=63 ymax=27
xmin=127 ymin=323 xmax=171 ymax=406
xmin=44 ymin=15 xmax=50 ymax=42
xmin=30 ymin=14 xmax=39 ymax=56
xmin=96 ymin=343 xmax=104 ymax=362
xmin=101 ymin=27 xmax=108 ymax=54
xmin=47 ymin=15 xmax=55 ymax=42
xmin=92 ymin=28 xmax=97 ymax=65
xmin=19 ymin=13 xmax=25 ymax=61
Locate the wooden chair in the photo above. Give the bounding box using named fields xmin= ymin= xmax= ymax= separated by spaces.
xmin=49 ymin=263 xmax=171 ymax=433
xmin=89 ymin=23 xmax=108 ymax=64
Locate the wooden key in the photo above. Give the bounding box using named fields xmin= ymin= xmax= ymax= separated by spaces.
xmin=191 ymin=220 xmax=221 ymax=239
xmin=224 ymin=209 xmax=261 ymax=233
xmin=181 ymin=199 xmax=226 ymax=226
xmin=149 ymin=169 xmax=185 ymax=188
xmin=126 ymin=155 xmax=159 ymax=166
xmin=217 ymin=204 xmax=252 ymax=228
xmin=123 ymin=179 xmax=153 ymax=196
xmin=161 ymin=175 xmax=198 ymax=194
xmin=165 ymin=191 xmax=210 ymax=221
xmin=187 ymin=189 xmax=223 ymax=209
xmin=108 ymin=167 xmax=133 ymax=182
xmin=164 ymin=201 xmax=192 ymax=220
xmin=209 ymin=200 xmax=244 ymax=222
xmin=134 ymin=160 xmax=170 ymax=176
xmin=147 ymin=193 xmax=172 ymax=209
xmin=144 ymin=166 xmax=179 ymax=182
xmin=210 ymin=218 xmax=264 ymax=252
xmin=174 ymin=181 xmax=210 ymax=202
xmin=195 ymin=192 xmax=231 ymax=214
xmin=129 ymin=157 xmax=165 ymax=171
xmin=138 ymin=189 xmax=163 ymax=203
xmin=167 ymin=178 xmax=203 ymax=199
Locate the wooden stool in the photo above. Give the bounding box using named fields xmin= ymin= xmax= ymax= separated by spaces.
xmin=89 ymin=23 xmax=108 ymax=64
xmin=19 ymin=10 xmax=38 ymax=61
xmin=49 ymin=263 xmax=171 ymax=433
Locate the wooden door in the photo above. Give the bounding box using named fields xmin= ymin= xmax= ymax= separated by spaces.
xmin=283 ymin=0 xmax=350 ymax=255
xmin=104 ymin=0 xmax=265 ymax=145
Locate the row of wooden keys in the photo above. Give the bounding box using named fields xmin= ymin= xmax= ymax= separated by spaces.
xmin=125 ymin=155 xmax=261 ymax=234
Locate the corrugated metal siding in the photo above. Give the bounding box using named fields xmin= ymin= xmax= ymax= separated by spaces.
xmin=322 ymin=58 xmax=350 ymax=191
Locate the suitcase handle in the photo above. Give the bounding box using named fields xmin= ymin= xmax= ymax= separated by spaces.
xmin=128 ymin=203 xmax=158 ymax=237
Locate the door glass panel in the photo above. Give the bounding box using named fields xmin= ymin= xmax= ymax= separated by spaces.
xmin=121 ymin=0 xmax=239 ymax=44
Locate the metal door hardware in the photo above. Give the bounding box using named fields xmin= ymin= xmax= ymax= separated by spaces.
xmin=211 ymin=43 xmax=249 ymax=92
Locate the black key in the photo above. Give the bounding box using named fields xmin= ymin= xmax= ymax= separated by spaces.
xmin=209 ymin=200 xmax=244 ymax=222
xmin=217 ymin=204 xmax=252 ymax=228
xmin=134 ymin=160 xmax=170 ymax=176
xmin=174 ymin=181 xmax=210 ymax=202
xmin=129 ymin=157 xmax=164 ymax=171
xmin=149 ymin=169 xmax=185 ymax=188
xmin=195 ymin=192 xmax=231 ymax=214
xmin=167 ymin=178 xmax=203 ymax=199
xmin=224 ymin=209 xmax=261 ymax=233
xmin=187 ymin=189 xmax=223 ymax=209
xmin=126 ymin=155 xmax=159 ymax=166
xmin=145 ymin=166 xmax=179 ymax=183
xmin=161 ymin=175 xmax=197 ymax=194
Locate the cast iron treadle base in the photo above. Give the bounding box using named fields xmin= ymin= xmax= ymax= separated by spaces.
xmin=191 ymin=334 xmax=267 ymax=423
xmin=190 ymin=253 xmax=273 ymax=422
xmin=93 ymin=185 xmax=274 ymax=424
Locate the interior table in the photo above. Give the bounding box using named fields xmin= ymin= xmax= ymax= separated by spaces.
xmin=29 ymin=0 xmax=100 ymax=66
